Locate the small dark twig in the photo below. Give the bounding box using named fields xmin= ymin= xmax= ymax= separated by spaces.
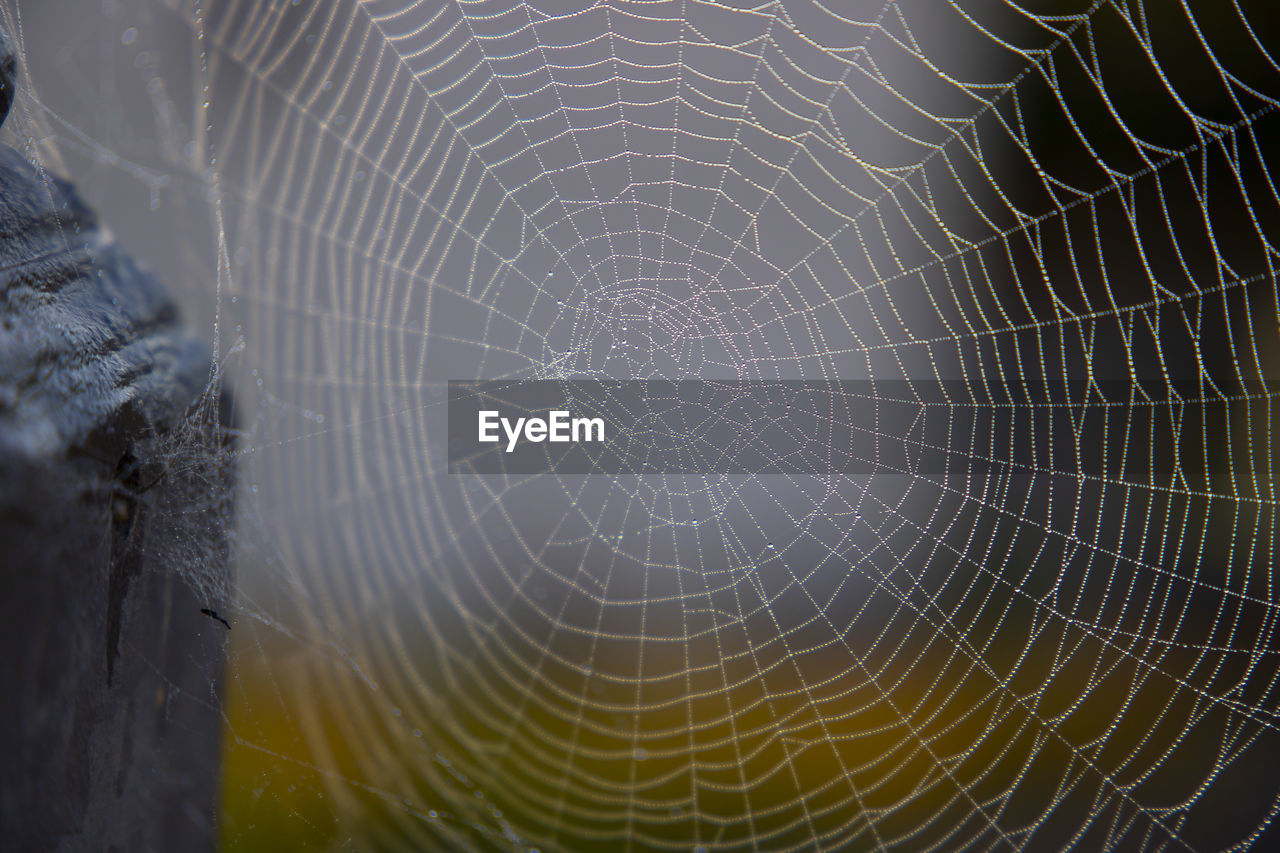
xmin=200 ymin=608 xmax=231 ymax=630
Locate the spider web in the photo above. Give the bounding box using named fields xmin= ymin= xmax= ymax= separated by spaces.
xmin=5 ymin=0 xmax=1280 ymax=850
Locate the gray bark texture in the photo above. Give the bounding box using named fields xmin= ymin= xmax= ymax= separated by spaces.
xmin=0 ymin=24 xmax=233 ymax=852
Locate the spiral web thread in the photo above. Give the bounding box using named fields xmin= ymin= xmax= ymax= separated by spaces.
xmin=13 ymin=0 xmax=1280 ymax=849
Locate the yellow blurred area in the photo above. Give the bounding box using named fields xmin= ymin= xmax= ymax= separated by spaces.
xmin=219 ymin=621 xmax=346 ymax=851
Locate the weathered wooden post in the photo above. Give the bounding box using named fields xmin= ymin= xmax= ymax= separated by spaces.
xmin=0 ymin=23 xmax=233 ymax=850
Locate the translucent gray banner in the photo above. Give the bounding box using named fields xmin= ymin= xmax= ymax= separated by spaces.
xmin=447 ymin=380 xmax=1270 ymax=476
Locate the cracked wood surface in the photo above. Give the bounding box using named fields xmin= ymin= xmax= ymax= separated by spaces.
xmin=0 ymin=24 xmax=233 ymax=851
